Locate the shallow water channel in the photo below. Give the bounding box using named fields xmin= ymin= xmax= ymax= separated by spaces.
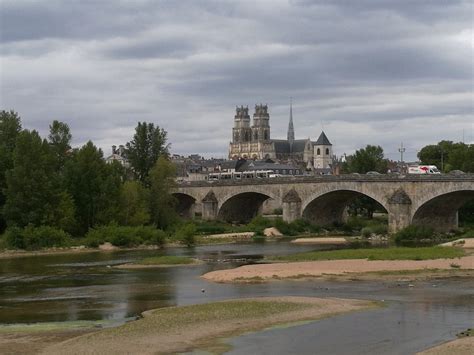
xmin=0 ymin=242 xmax=473 ymax=354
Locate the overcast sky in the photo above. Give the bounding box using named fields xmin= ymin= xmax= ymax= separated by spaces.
xmin=1 ymin=0 xmax=472 ymax=161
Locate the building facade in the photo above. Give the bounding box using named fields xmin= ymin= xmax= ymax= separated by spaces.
xmin=228 ymin=103 xmax=333 ymax=170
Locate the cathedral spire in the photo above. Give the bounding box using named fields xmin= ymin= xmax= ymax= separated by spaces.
xmin=287 ymin=98 xmax=295 ymax=145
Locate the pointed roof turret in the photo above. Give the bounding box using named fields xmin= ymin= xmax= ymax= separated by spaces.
xmin=287 ymin=98 xmax=295 ymax=144
xmin=315 ymin=131 xmax=332 ymax=146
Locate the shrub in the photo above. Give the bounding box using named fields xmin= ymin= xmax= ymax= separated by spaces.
xmin=4 ymin=227 xmax=25 ymax=249
xmin=246 ymin=216 xmax=272 ymax=235
xmin=394 ymin=225 xmax=435 ymax=246
xmin=4 ymin=226 xmax=71 ymax=250
xmin=175 ymin=223 xmax=196 ymax=247
xmin=462 ymin=229 xmax=474 ymax=238
xmin=84 ymin=225 xmax=165 ymax=248
xmin=361 ymin=227 xmax=372 ymax=238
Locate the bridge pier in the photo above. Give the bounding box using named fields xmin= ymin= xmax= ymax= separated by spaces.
xmin=388 ymin=188 xmax=412 ymax=233
xmin=201 ymin=191 xmax=218 ymax=221
xmin=282 ymin=189 xmax=302 ymax=223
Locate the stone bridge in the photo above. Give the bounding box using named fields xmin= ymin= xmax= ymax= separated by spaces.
xmin=173 ymin=175 xmax=474 ymax=232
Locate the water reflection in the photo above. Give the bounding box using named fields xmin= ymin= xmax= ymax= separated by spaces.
xmin=0 ymin=242 xmax=472 ymax=354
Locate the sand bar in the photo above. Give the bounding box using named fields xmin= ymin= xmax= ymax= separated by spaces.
xmin=202 ymin=256 xmax=474 ymax=283
xmin=417 ymin=336 xmax=474 ymax=355
xmin=440 ymin=238 xmax=474 ymax=249
xmin=42 ymin=297 xmax=375 ymax=355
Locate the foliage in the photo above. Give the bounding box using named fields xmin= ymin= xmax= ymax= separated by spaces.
xmin=64 ymin=142 xmax=121 ymax=235
xmin=347 ymin=196 xmax=386 ymax=219
xmin=148 ymin=156 xmax=178 ymax=229
xmin=48 ymin=120 xmax=72 ymax=171
xmin=84 ymin=225 xmax=166 ymax=248
xmin=269 ymin=246 xmax=465 ymax=262
xmin=393 ymin=225 xmax=436 ymax=246
xmin=0 ymin=110 xmax=22 ymax=233
xmin=174 ymin=223 xmax=197 ymax=246
xmin=418 ymin=140 xmax=474 ymax=173
xmin=342 ymin=145 xmax=388 ymax=174
xmin=138 ymin=255 xmax=194 ymax=265
xmin=3 ymin=130 xmax=75 ymax=230
xmin=119 ymin=181 xmax=150 ymax=226
xmin=126 ymin=122 xmax=169 ymax=184
xmin=3 ymin=226 xmax=71 ymax=250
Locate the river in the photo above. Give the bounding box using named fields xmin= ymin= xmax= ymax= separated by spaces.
xmin=1 ymin=242 xmax=473 ymax=354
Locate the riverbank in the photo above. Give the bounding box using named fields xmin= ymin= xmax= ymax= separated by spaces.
xmin=40 ymin=297 xmax=376 ymax=354
xmin=201 ymin=255 xmax=474 ymax=283
xmin=418 ymin=336 xmax=474 ymax=355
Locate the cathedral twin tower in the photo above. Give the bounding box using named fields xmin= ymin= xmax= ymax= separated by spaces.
xmin=229 ymin=103 xmax=333 ymax=171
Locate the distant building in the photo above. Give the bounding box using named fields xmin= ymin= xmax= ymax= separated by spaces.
xmin=105 ymin=145 xmax=130 ymax=168
xmin=228 ymin=103 xmax=333 ymax=170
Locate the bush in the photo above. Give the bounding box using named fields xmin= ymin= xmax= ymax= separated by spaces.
xmin=462 ymin=229 xmax=474 ymax=238
xmin=361 ymin=227 xmax=372 ymax=238
xmin=394 ymin=225 xmax=435 ymax=246
xmin=4 ymin=226 xmax=71 ymax=250
xmin=246 ymin=216 xmax=272 ymax=235
xmin=175 ymin=223 xmax=196 ymax=247
xmin=84 ymin=225 xmax=165 ymax=248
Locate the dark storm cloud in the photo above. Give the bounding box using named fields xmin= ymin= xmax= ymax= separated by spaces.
xmin=0 ymin=0 xmax=472 ymax=160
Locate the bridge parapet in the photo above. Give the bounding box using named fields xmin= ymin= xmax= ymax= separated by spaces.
xmin=174 ymin=174 xmax=474 ymax=232
xmin=177 ymin=174 xmax=474 ymax=188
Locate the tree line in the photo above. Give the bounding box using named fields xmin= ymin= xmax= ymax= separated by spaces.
xmin=0 ymin=110 xmax=178 ymax=241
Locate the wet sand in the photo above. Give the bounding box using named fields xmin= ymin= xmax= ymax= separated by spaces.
xmin=417 ymin=336 xmax=474 ymax=355
xmin=202 ymin=256 xmax=474 ymax=283
xmin=41 ymin=297 xmax=375 ymax=355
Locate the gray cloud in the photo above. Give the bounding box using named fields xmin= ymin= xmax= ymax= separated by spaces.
xmin=0 ymin=0 xmax=472 ymax=162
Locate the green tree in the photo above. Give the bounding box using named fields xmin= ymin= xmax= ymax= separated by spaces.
xmin=3 ymin=130 xmax=75 ymax=229
xmin=418 ymin=140 xmax=474 ymax=173
xmin=0 ymin=110 xmax=21 ymax=234
xmin=126 ymin=122 xmax=169 ymax=184
xmin=120 ymin=181 xmax=150 ymax=226
xmin=48 ymin=120 xmax=72 ymax=171
xmin=148 ymin=156 xmax=177 ymax=229
xmin=65 ymin=141 xmax=120 ymax=234
xmin=0 ymin=110 xmax=22 ymax=232
xmin=343 ymin=145 xmax=388 ymax=174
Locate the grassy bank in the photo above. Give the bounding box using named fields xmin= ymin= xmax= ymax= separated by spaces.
xmin=43 ymin=297 xmax=376 ymax=354
xmin=269 ymin=246 xmax=465 ymax=262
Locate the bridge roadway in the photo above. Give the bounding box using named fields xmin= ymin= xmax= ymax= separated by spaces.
xmin=174 ymin=174 xmax=474 ymax=232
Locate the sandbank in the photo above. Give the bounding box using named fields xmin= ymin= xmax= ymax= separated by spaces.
xmin=440 ymin=238 xmax=474 ymax=249
xmin=202 ymin=255 xmax=474 ymax=283
xmin=417 ymin=336 xmax=474 ymax=355
xmin=42 ymin=297 xmax=376 ymax=355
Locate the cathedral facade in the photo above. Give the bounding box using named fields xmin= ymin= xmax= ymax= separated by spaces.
xmin=228 ymin=103 xmax=333 ymax=170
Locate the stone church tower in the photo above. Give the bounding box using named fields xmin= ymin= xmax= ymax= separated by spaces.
xmin=229 ymin=104 xmax=275 ymax=160
xmin=232 ymin=106 xmax=251 ymax=144
xmin=313 ymin=132 xmax=332 ymax=169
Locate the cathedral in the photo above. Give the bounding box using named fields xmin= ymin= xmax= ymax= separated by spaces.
xmin=228 ymin=103 xmax=333 ymax=170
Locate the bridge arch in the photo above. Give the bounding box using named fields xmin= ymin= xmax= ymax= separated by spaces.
xmin=218 ymin=191 xmax=276 ymax=223
xmin=301 ymin=188 xmax=389 ymax=226
xmin=172 ymin=192 xmax=197 ymax=219
xmin=411 ymin=190 xmax=474 ymax=231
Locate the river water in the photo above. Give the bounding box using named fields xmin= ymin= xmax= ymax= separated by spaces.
xmin=0 ymin=242 xmax=473 ymax=354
